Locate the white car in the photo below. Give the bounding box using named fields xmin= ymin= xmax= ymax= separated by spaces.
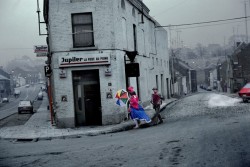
xmin=37 ymin=92 xmax=43 ymax=100
xmin=2 ymin=97 xmax=9 ymax=103
xmin=18 ymin=100 xmax=34 ymax=114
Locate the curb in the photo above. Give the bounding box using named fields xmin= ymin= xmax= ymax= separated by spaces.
xmin=0 ymin=99 xmax=178 ymax=141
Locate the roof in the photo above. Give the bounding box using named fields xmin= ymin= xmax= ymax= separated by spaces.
xmin=177 ymin=59 xmax=194 ymax=70
xmin=0 ymin=74 xmax=10 ymax=80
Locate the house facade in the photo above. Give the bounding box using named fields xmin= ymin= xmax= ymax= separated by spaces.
xmin=230 ymin=43 xmax=250 ymax=92
xmin=171 ymin=58 xmax=196 ymax=96
xmin=43 ymin=0 xmax=171 ymax=128
xmin=0 ymin=68 xmax=11 ymax=99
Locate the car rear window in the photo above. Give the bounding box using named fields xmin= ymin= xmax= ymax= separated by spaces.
xmin=243 ymin=83 xmax=250 ymax=88
xmin=19 ymin=101 xmax=31 ymax=106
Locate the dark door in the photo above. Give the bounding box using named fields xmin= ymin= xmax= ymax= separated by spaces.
xmin=166 ymin=78 xmax=170 ymax=99
xmin=73 ymin=70 xmax=102 ymax=126
xmin=84 ymin=84 xmax=102 ymax=125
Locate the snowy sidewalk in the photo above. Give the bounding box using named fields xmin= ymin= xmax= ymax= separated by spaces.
xmin=0 ymin=96 xmax=177 ymax=141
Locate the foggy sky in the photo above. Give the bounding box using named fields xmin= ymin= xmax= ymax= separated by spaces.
xmin=144 ymin=0 xmax=249 ymax=48
xmin=0 ymin=0 xmax=249 ymax=67
xmin=0 ymin=0 xmax=45 ymax=67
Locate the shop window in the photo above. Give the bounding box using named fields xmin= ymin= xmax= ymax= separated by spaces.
xmin=72 ymin=13 xmax=94 ymax=47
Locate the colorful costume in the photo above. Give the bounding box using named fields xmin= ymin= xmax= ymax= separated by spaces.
xmin=129 ymin=94 xmax=151 ymax=123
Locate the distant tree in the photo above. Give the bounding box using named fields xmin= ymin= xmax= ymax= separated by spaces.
xmin=195 ymin=43 xmax=207 ymax=58
xmin=210 ymin=48 xmax=224 ymax=57
xmin=186 ymin=51 xmax=197 ymax=59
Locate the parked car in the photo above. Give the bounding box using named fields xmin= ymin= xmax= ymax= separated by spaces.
xmin=37 ymin=92 xmax=43 ymax=100
xmin=2 ymin=97 xmax=9 ymax=103
xmin=18 ymin=100 xmax=34 ymax=114
xmin=238 ymin=83 xmax=250 ymax=103
xmin=206 ymin=86 xmax=212 ymax=91
xmin=14 ymin=89 xmax=21 ymax=98
xmin=25 ymin=84 xmax=30 ymax=88
xmin=41 ymin=85 xmax=46 ymax=91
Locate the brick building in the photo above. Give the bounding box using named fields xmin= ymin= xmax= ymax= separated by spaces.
xmin=43 ymin=0 xmax=171 ymax=128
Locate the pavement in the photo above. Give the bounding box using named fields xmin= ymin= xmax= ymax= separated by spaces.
xmin=0 ymin=95 xmax=177 ymax=141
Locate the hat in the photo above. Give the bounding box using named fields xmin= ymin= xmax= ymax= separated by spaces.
xmin=127 ymin=86 xmax=134 ymax=92
xmin=152 ymin=87 xmax=158 ymax=90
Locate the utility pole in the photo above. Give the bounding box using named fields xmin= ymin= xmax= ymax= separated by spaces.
xmin=168 ymin=25 xmax=172 ymax=49
xmin=244 ymin=1 xmax=248 ymax=43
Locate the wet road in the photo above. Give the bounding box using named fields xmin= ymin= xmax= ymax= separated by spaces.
xmin=0 ymin=85 xmax=41 ymax=120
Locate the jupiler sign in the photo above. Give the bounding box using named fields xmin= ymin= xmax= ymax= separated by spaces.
xmin=58 ymin=54 xmax=111 ymax=67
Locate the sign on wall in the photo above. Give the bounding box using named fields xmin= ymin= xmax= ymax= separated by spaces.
xmin=34 ymin=45 xmax=48 ymax=57
xmin=58 ymin=54 xmax=111 ymax=67
xmin=44 ymin=65 xmax=52 ymax=77
xmin=34 ymin=45 xmax=48 ymax=53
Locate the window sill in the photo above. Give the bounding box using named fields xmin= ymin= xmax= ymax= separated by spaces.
xmin=70 ymin=46 xmax=98 ymax=51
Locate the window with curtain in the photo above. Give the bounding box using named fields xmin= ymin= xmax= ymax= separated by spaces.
xmin=72 ymin=13 xmax=94 ymax=47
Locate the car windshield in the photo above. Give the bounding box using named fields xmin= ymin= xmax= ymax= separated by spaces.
xmin=243 ymin=83 xmax=250 ymax=88
xmin=19 ymin=101 xmax=31 ymax=106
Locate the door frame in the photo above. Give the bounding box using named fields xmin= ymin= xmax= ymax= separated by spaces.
xmin=72 ymin=69 xmax=102 ymax=126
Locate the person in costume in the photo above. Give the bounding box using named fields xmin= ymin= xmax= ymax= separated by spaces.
xmin=127 ymin=86 xmax=151 ymax=128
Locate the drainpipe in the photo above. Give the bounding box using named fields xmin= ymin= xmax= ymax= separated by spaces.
xmin=47 ymin=76 xmax=54 ymax=125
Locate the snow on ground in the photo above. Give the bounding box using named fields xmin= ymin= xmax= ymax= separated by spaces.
xmin=207 ymin=94 xmax=241 ymax=108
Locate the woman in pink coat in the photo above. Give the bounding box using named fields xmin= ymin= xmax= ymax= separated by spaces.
xmin=127 ymin=86 xmax=151 ymax=128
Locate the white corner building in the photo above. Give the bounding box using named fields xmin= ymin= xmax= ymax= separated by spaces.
xmin=43 ymin=0 xmax=171 ymax=128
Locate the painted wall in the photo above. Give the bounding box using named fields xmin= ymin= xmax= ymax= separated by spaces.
xmin=48 ymin=0 xmax=170 ymax=127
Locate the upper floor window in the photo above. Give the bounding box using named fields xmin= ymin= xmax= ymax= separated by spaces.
xmin=133 ymin=24 xmax=137 ymax=51
xmin=121 ymin=0 xmax=125 ymax=9
xmin=72 ymin=13 xmax=94 ymax=48
xmin=132 ymin=8 xmax=135 ymax=17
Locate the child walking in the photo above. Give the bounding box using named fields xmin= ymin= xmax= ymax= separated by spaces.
xmin=151 ymin=87 xmax=163 ymax=125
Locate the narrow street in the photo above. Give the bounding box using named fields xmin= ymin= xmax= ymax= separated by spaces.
xmin=1 ymin=92 xmax=250 ymax=167
xmin=0 ymin=84 xmax=43 ymax=127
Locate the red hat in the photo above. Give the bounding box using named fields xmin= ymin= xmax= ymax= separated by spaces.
xmin=127 ymin=86 xmax=134 ymax=92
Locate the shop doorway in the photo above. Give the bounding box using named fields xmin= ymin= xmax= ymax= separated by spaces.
xmin=73 ymin=70 xmax=102 ymax=126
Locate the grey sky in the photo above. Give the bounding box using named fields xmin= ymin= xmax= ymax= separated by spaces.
xmin=0 ymin=0 xmax=45 ymax=67
xmin=0 ymin=0 xmax=249 ymax=67
xmin=144 ymin=0 xmax=249 ymax=48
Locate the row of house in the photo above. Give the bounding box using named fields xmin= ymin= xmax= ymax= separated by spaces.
xmin=0 ymin=68 xmax=11 ymax=99
xmin=208 ymin=42 xmax=250 ymax=93
xmin=170 ymin=57 xmax=197 ymax=96
xmin=41 ymin=0 xmax=196 ymax=128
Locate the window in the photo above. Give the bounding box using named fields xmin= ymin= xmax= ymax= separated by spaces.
xmin=122 ymin=18 xmax=128 ymax=49
xmin=133 ymin=24 xmax=137 ymax=51
xmin=121 ymin=0 xmax=125 ymax=9
xmin=132 ymin=8 xmax=135 ymax=17
xmin=72 ymin=13 xmax=94 ymax=47
xmin=156 ymin=75 xmax=158 ymax=89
